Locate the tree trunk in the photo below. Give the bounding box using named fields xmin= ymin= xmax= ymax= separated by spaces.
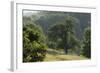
xmin=64 ymin=46 xmax=68 ymax=54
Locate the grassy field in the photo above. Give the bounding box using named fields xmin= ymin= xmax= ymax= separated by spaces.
xmin=44 ymin=48 xmax=88 ymax=61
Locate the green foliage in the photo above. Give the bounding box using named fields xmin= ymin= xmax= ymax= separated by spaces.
xmin=33 ymin=11 xmax=90 ymax=40
xmin=23 ymin=24 xmax=47 ymax=62
xmin=82 ymin=27 xmax=91 ymax=58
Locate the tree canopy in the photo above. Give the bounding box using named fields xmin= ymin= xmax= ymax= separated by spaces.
xmin=48 ymin=16 xmax=80 ymax=54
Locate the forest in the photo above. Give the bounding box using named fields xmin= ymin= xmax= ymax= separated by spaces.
xmin=23 ymin=10 xmax=91 ymax=62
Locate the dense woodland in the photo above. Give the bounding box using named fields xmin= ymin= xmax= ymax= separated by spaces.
xmin=23 ymin=11 xmax=91 ymax=62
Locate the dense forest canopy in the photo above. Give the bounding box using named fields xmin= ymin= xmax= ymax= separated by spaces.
xmin=23 ymin=11 xmax=91 ymax=39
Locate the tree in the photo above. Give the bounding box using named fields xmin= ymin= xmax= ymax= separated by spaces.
xmin=82 ymin=27 xmax=91 ymax=58
xmin=48 ymin=16 xmax=79 ymax=54
xmin=23 ymin=24 xmax=47 ymax=62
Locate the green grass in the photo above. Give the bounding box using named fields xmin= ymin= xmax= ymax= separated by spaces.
xmin=44 ymin=48 xmax=88 ymax=61
xmin=44 ymin=54 xmax=88 ymax=61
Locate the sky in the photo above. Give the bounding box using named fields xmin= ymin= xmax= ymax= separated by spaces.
xmin=23 ymin=10 xmax=39 ymax=16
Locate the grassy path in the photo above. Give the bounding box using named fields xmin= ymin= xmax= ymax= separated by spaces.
xmin=44 ymin=48 xmax=88 ymax=61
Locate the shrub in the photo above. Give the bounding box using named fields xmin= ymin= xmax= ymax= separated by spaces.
xmin=23 ymin=24 xmax=47 ymax=62
xmin=82 ymin=27 xmax=91 ymax=58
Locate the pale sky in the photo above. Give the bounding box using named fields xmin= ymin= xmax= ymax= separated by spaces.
xmin=23 ymin=10 xmax=39 ymax=16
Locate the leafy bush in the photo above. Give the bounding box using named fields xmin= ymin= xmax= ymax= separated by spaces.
xmin=82 ymin=27 xmax=91 ymax=58
xmin=23 ymin=24 xmax=47 ymax=62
